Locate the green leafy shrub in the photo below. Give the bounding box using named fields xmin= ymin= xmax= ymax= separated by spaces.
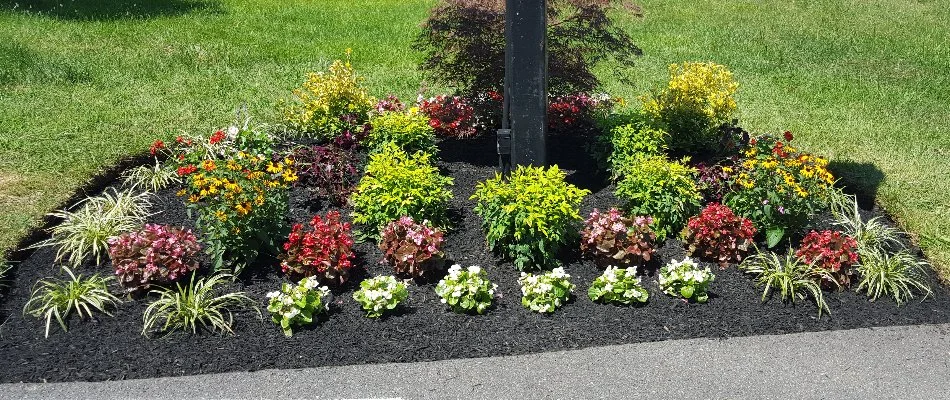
xmin=266 ymin=277 xmax=331 ymax=337
xmin=588 ymin=266 xmax=649 ymax=305
xmin=142 ymin=273 xmax=259 ymax=337
xmin=472 ymin=165 xmax=589 ymax=270
xmin=435 ymin=264 xmax=496 ymax=314
xmin=856 ymin=249 xmax=932 ymax=305
xmin=614 ymin=156 xmax=701 ymax=240
xmin=739 ymin=251 xmax=832 ymax=317
xmin=519 ymin=267 xmax=574 ymax=313
xmin=23 ymin=267 xmax=121 ymax=338
xmin=353 ymin=275 xmax=409 ymax=318
xmin=606 ymin=121 xmax=667 ymax=179
xmin=658 ymin=257 xmax=715 ymax=303
xmin=366 ymin=111 xmax=437 ymax=155
xmin=351 ymin=143 xmax=454 ymax=232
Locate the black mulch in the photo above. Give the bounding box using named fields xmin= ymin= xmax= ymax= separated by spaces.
xmin=1 ymin=137 xmax=948 ymax=383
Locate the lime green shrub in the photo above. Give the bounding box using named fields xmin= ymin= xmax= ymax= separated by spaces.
xmin=607 ymin=121 xmax=668 ymax=179
xmin=614 ymin=156 xmax=701 ymax=240
xmin=282 ymin=51 xmax=375 ymax=140
xmin=366 ymin=110 xmax=437 ymax=155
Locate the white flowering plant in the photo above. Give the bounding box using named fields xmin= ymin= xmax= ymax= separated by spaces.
xmin=434 ymin=264 xmax=497 ymax=314
xmin=588 ymin=266 xmax=649 ymax=305
xmin=519 ymin=267 xmax=575 ymax=313
xmin=658 ymin=257 xmax=715 ymax=303
xmin=352 ymin=275 xmax=409 ymax=318
xmin=266 ymin=277 xmax=331 ymax=337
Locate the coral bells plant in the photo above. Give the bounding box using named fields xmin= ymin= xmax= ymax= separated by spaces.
xmin=580 ymin=208 xmax=656 ymax=267
xmin=659 ymin=257 xmax=715 ymax=303
xmin=588 ymin=266 xmax=649 ymax=305
xmin=435 ymin=265 xmax=497 ymax=314
xmin=352 ymin=275 xmax=409 ymax=318
xmin=379 ymin=216 xmax=446 ymax=279
xmin=266 ymin=277 xmax=331 ymax=337
xmin=795 ymin=230 xmax=859 ymax=288
xmin=417 ymin=94 xmax=477 ymax=138
xmin=108 ymin=224 xmax=202 ymax=291
xmin=682 ymin=203 xmax=756 ymax=268
xmin=519 ymin=267 xmax=575 ymax=314
xmin=280 ymin=211 xmax=355 ymax=285
xmin=292 ymin=145 xmax=360 ymax=206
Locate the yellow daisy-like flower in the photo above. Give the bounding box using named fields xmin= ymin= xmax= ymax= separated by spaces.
xmin=188 ymin=194 xmax=199 ymax=203
xmin=215 ymin=210 xmax=228 ymax=222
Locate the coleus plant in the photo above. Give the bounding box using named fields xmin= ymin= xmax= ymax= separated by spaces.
xmin=796 ymin=230 xmax=859 ymax=288
xmin=579 ymin=208 xmax=656 ymax=268
xmin=292 ymin=145 xmax=360 ymax=206
xmin=379 ymin=216 xmax=446 ymax=279
xmin=682 ymin=203 xmax=756 ymax=268
xmin=280 ymin=211 xmax=355 ymax=285
xmin=107 ymin=224 xmax=202 ymax=292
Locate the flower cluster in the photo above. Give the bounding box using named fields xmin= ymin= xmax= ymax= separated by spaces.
xmin=280 ymin=211 xmax=355 ymax=285
xmin=588 ymin=266 xmax=649 ymax=305
xmin=352 ymin=275 xmax=409 ymax=318
xmin=379 ymin=216 xmax=446 ymax=279
xmin=435 ymin=265 xmax=497 ymax=314
xmin=418 ymin=94 xmax=477 ymax=138
xmin=658 ymin=257 xmax=715 ymax=303
xmin=107 ymin=224 xmax=201 ymax=291
xmin=579 ymin=208 xmax=656 ymax=267
xmin=683 ymin=203 xmax=756 ymax=268
xmin=796 ymin=230 xmax=859 ymax=288
xmin=292 ymin=145 xmax=360 ymax=205
xmin=282 ymin=50 xmax=374 ymax=140
xmin=547 ymin=93 xmax=613 ymax=134
xmin=375 ymin=94 xmax=406 ymax=114
xmin=266 ymin=277 xmax=331 ymax=337
xmin=519 ymin=268 xmax=574 ymax=313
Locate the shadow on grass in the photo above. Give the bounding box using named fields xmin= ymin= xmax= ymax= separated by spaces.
xmin=828 ymin=160 xmax=885 ymax=209
xmin=0 ymin=0 xmax=222 ymax=21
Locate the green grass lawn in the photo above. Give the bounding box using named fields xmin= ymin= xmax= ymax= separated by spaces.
xmin=2 ymin=0 xmax=949 ymax=279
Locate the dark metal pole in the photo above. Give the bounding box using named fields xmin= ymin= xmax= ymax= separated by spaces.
xmin=499 ymin=0 xmax=547 ymax=170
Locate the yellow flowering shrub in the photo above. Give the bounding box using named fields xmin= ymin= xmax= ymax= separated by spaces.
xmin=641 ymin=62 xmax=739 ymax=154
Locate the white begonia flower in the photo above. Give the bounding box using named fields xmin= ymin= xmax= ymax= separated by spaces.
xmin=226 ymin=125 xmax=239 ymax=139
xmin=468 ymin=265 xmax=482 ymax=275
xmin=440 ymin=298 xmax=447 ymax=304
xmin=448 ymin=264 xmax=462 ymax=274
xmin=286 ymin=308 xmax=300 ymax=319
xmin=266 ymin=291 xmax=281 ymax=299
xmin=303 ymin=278 xmax=319 ymax=290
xmin=539 ymin=283 xmax=553 ymax=293
xmin=383 ymin=291 xmax=393 ymax=300
xmin=281 ymin=296 xmax=294 ymax=306
xmin=604 ymin=283 xmax=613 ymax=291
xmin=452 ymin=289 xmax=462 ymax=298
xmin=625 ymin=267 xmax=637 ymax=275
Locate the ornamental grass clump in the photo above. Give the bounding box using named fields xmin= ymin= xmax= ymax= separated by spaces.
xmin=855 ymin=249 xmax=932 ymax=306
xmin=418 ymin=94 xmax=478 ymax=138
xmin=107 ymin=224 xmax=202 ymax=292
xmin=658 ymin=257 xmax=715 ymax=303
xmin=366 ymin=110 xmax=438 ymax=155
xmin=282 ymin=50 xmax=374 ymax=140
xmin=435 ymin=264 xmax=497 ymax=314
xmin=472 ymin=165 xmax=589 ymax=270
xmin=739 ymin=251 xmax=833 ymax=317
xmin=292 ymin=144 xmax=361 ymax=206
xmin=519 ymin=267 xmax=575 ymax=313
xmin=142 ymin=273 xmax=258 ymax=337
xmin=280 ymin=211 xmax=355 ymax=286
xmin=351 ymin=143 xmax=454 ymax=232
xmin=614 ymin=156 xmax=701 ymax=240
xmin=829 ymin=192 xmax=903 ymax=253
xmin=579 ymin=208 xmax=656 ymax=268
xmin=23 ymin=267 xmax=121 ymax=338
xmin=353 ymin=275 xmax=409 ymax=318
xmin=588 ymin=266 xmax=649 ymax=306
xmin=683 ymin=203 xmax=756 ymax=268
xmin=267 ymin=277 xmax=332 ymax=337
xmin=795 ymin=230 xmax=859 ymax=289
xmin=122 ymin=160 xmax=180 ymax=192
xmin=379 ymin=216 xmax=446 ymax=279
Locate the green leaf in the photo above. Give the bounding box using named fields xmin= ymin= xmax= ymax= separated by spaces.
xmin=766 ymin=227 xmax=785 ymax=248
xmin=680 ymin=285 xmax=694 ymax=299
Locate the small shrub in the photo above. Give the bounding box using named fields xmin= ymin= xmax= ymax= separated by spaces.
xmin=658 ymin=257 xmax=715 ymax=303
xmin=266 ymin=277 xmax=332 ymax=337
xmin=579 ymin=208 xmax=656 ymax=268
xmin=641 ymin=62 xmax=739 ymax=154
xmin=683 ymin=203 xmax=757 ymax=268
xmin=830 ymin=192 xmax=903 ymax=253
xmin=379 ymin=216 xmax=446 ymax=279
xmin=122 ymin=159 xmax=180 ymax=192
xmin=739 ymin=251 xmax=832 ymax=317
xmin=418 ymin=94 xmax=478 ymax=138
xmin=352 ymin=275 xmax=409 ymax=318
xmin=351 ymin=143 xmax=454 ymax=232
xmin=108 ymin=224 xmax=202 ymax=292
xmin=588 ymin=266 xmax=649 ymax=306
xmin=281 ymin=50 xmax=374 ymax=140
xmin=23 ymin=267 xmax=121 ymax=338
xmin=142 ymin=273 xmax=258 ymax=337
xmin=472 ymin=165 xmax=589 ymax=270
xmin=435 ymin=264 xmax=496 ymax=314
xmin=856 ymin=249 xmax=932 ymax=305
xmin=292 ymin=145 xmax=360 ymax=206
xmin=614 ymin=156 xmax=701 ymax=240
xmin=519 ymin=267 xmax=574 ymax=313
xmin=366 ymin=110 xmax=438 ymax=154
xmin=280 ymin=211 xmax=355 ymax=285
xmin=796 ymin=230 xmax=859 ymax=288
xmin=606 ymin=121 xmax=667 ymax=179
xmin=375 ymin=94 xmax=406 ymax=113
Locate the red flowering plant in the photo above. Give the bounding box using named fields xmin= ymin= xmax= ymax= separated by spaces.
xmin=796 ymin=230 xmax=859 ymax=288
xmin=379 ymin=216 xmax=446 ymax=279
xmin=579 ymin=208 xmax=656 ymax=268
xmin=280 ymin=211 xmax=355 ymax=285
xmin=292 ymin=145 xmax=360 ymax=206
xmin=547 ymin=93 xmax=615 ymax=135
xmin=417 ymin=94 xmax=478 ymax=139
xmin=107 ymin=224 xmax=202 ymax=292
xmin=682 ymin=203 xmax=756 ymax=268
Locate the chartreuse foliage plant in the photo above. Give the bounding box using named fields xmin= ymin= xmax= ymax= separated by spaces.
xmin=142 ymin=273 xmax=259 ymax=337
xmin=855 ymin=249 xmax=932 ymax=306
xmin=282 ymin=50 xmax=375 ymax=140
xmin=658 ymin=257 xmax=714 ymax=303
xmin=267 ymin=277 xmax=332 ymax=337
xmin=641 ymin=62 xmax=738 ymax=154
xmin=435 ymin=264 xmax=497 ymax=314
xmin=366 ymin=110 xmax=437 ymax=155
xmin=353 ymin=275 xmax=410 ymax=318
xmin=614 ymin=156 xmax=701 ymax=240
xmin=739 ymin=250 xmax=833 ymax=317
xmin=351 ymin=143 xmax=454 ymax=232
xmin=588 ymin=266 xmax=649 ymax=306
xmin=606 ymin=121 xmax=668 ymax=179
xmin=472 ymin=165 xmax=589 ymax=270
xmin=519 ymin=267 xmax=575 ymax=314
xmin=23 ymin=267 xmax=121 ymax=338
